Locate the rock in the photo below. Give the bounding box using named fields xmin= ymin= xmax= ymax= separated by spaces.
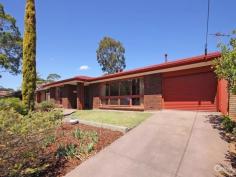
xmin=68 ymin=119 xmax=79 ymax=125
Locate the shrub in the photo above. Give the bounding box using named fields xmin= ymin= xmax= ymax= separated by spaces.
xmin=37 ymin=100 xmax=55 ymax=112
xmin=73 ymin=128 xmax=83 ymax=139
xmin=0 ymin=109 xmax=63 ymax=177
xmin=56 ymin=144 xmax=78 ymax=159
xmin=232 ymin=127 xmax=236 ymax=137
xmin=221 ymin=116 xmax=235 ymax=133
xmin=0 ymin=97 xmax=27 ymax=115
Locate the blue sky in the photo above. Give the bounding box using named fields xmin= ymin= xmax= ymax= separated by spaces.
xmin=0 ymin=0 xmax=236 ymax=89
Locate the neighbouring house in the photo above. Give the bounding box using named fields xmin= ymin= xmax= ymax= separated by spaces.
xmin=36 ymin=52 xmax=230 ymax=113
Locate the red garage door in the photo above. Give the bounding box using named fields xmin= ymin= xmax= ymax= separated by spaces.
xmin=163 ymin=71 xmax=217 ymax=111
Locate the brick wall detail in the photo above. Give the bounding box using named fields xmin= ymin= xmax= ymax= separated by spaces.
xmin=143 ymin=74 xmax=162 ymax=110
xmin=77 ymin=83 xmax=84 ymax=110
xmin=93 ymin=97 xmax=100 ymax=109
xmin=229 ymin=94 xmax=236 ymax=120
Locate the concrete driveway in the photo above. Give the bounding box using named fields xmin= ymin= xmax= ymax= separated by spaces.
xmin=65 ymin=110 xmax=229 ymax=177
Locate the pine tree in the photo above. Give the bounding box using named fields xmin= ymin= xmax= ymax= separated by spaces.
xmin=22 ymin=0 xmax=36 ymax=111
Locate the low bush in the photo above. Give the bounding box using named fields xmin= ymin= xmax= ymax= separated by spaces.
xmin=37 ymin=100 xmax=55 ymax=112
xmin=0 ymin=97 xmax=27 ymax=115
xmin=221 ymin=116 xmax=235 ymax=133
xmin=56 ymin=144 xmax=78 ymax=159
xmin=0 ymin=109 xmax=63 ymax=177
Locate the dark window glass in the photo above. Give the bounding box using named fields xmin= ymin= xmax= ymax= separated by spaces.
xmin=105 ymin=84 xmax=109 ymax=96
xmin=110 ymin=98 xmax=118 ymax=105
xmin=101 ymin=99 xmax=109 ymax=105
xmin=132 ymin=79 xmax=140 ymax=95
xmin=132 ymin=98 xmax=140 ymax=105
xmin=120 ymin=80 xmax=131 ymax=96
xmin=120 ymin=97 xmax=130 ymax=105
xmin=110 ymin=82 xmax=119 ymax=96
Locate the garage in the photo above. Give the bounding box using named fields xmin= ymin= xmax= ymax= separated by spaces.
xmin=163 ymin=68 xmax=218 ymax=111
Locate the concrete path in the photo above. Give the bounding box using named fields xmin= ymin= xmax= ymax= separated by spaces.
xmin=65 ymin=110 xmax=229 ymax=177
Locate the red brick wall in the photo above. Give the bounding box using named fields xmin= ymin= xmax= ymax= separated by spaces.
xmin=93 ymin=97 xmax=100 ymax=109
xmin=77 ymin=83 xmax=84 ymax=110
xmin=88 ymin=83 xmax=100 ymax=109
xmin=218 ymin=80 xmax=228 ymax=114
xmin=49 ymin=87 xmax=56 ymax=103
xmin=61 ymin=85 xmax=77 ymax=109
xmin=229 ymin=94 xmax=236 ymax=120
xmin=143 ymin=74 xmax=163 ymax=110
xmin=144 ymin=95 xmax=162 ymax=110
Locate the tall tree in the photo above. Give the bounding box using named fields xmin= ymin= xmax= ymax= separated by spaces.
xmin=47 ymin=73 xmax=61 ymax=82
xmin=214 ymin=30 xmax=236 ymax=94
xmin=96 ymin=36 xmax=126 ymax=74
xmin=0 ymin=3 xmax=22 ymax=78
xmin=22 ymin=0 xmax=36 ymax=111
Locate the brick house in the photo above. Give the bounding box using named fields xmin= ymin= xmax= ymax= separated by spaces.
xmin=36 ymin=52 xmax=229 ymax=113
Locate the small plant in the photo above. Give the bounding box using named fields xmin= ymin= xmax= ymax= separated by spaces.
xmin=38 ymin=101 xmax=55 ymax=112
xmin=43 ymin=135 xmax=56 ymax=147
xmin=73 ymin=128 xmax=84 ymax=139
xmin=87 ymin=142 xmax=94 ymax=153
xmin=87 ymin=131 xmax=99 ymax=143
xmin=56 ymin=144 xmax=78 ymax=159
xmin=221 ymin=116 xmax=235 ymax=133
xmin=232 ymin=127 xmax=236 ymax=137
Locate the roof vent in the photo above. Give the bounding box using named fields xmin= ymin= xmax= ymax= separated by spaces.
xmin=165 ymin=54 xmax=168 ymax=63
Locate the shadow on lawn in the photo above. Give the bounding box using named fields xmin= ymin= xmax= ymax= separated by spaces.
xmin=207 ymin=115 xmax=236 ymax=177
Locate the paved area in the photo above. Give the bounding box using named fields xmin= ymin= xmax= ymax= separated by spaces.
xmin=65 ymin=110 xmax=229 ymax=177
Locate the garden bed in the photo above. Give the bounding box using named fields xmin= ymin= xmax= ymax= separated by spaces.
xmin=42 ymin=123 xmax=123 ymax=177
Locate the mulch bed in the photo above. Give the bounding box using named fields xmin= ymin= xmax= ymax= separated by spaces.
xmin=42 ymin=123 xmax=123 ymax=177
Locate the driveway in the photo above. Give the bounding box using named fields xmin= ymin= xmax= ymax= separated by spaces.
xmin=65 ymin=110 xmax=229 ymax=177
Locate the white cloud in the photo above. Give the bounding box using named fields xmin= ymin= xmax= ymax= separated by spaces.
xmin=79 ymin=65 xmax=89 ymax=70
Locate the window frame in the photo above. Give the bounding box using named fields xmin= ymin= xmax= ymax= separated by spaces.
xmin=99 ymin=77 xmax=144 ymax=107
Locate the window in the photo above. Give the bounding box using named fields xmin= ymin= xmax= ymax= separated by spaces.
xmin=110 ymin=98 xmax=118 ymax=105
xmin=106 ymin=84 xmax=109 ymax=96
xmin=132 ymin=79 xmax=140 ymax=95
xmin=120 ymin=80 xmax=131 ymax=96
xmin=101 ymin=99 xmax=109 ymax=105
xmin=120 ymin=97 xmax=130 ymax=105
xmin=132 ymin=98 xmax=140 ymax=105
xmin=100 ymin=78 xmax=143 ymax=106
xmin=110 ymin=82 xmax=119 ymax=96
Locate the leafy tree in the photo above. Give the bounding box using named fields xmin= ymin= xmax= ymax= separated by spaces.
xmin=47 ymin=73 xmax=61 ymax=82
xmin=96 ymin=36 xmax=126 ymax=74
xmin=22 ymin=0 xmax=36 ymax=111
xmin=0 ymin=3 xmax=22 ymax=78
xmin=214 ymin=30 xmax=236 ymax=94
xmin=36 ymin=72 xmax=46 ymax=86
xmin=36 ymin=73 xmax=61 ymax=89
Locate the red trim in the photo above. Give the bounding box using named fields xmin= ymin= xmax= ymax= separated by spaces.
xmin=41 ymin=52 xmax=221 ymax=89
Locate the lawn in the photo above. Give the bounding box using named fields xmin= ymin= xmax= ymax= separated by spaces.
xmin=72 ymin=110 xmax=152 ymax=128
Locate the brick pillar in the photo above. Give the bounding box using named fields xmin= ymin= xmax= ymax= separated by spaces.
xmin=36 ymin=91 xmax=41 ymax=103
xmin=93 ymin=97 xmax=100 ymax=109
xmin=143 ymin=74 xmax=163 ymax=110
xmin=229 ymin=94 xmax=236 ymax=120
xmin=77 ymin=83 xmax=84 ymax=110
xmin=49 ymin=87 xmax=56 ymax=103
xmin=61 ymin=85 xmax=69 ymax=108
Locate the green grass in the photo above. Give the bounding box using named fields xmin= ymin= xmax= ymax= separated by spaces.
xmin=72 ymin=110 xmax=152 ymax=128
